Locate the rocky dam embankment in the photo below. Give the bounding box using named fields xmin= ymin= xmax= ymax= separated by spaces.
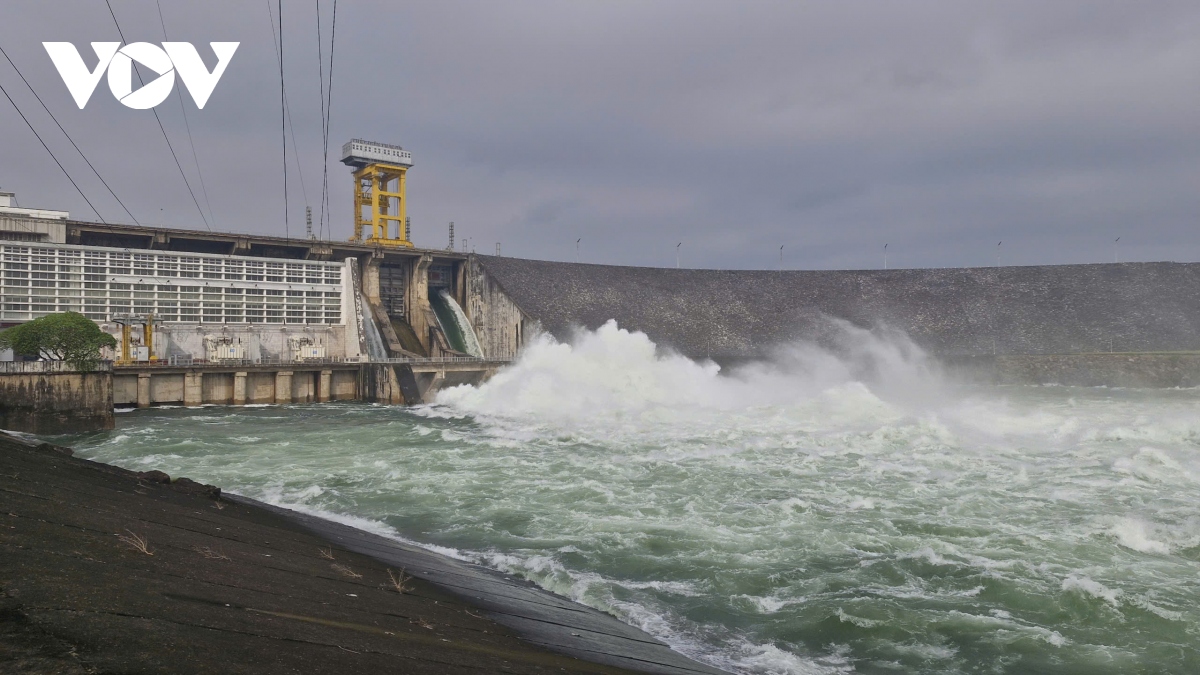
xmin=473 ymin=257 xmax=1200 ymax=386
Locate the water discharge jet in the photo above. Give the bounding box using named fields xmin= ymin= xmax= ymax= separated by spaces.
xmin=429 ymin=289 xmax=482 ymax=358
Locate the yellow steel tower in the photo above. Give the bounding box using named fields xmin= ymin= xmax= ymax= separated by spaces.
xmin=341 ymin=139 xmax=414 ymax=247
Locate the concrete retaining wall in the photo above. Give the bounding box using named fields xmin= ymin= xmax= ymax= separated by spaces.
xmin=0 ymin=362 xmax=113 ymax=433
xmin=465 ymin=256 xmax=528 ymax=360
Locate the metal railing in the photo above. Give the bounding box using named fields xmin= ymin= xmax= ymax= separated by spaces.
xmin=369 ymin=356 xmax=513 ymax=365
xmin=110 ymin=355 xmax=513 ymax=369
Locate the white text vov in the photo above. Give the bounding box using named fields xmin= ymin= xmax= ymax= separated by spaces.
xmin=42 ymin=42 xmax=239 ymax=110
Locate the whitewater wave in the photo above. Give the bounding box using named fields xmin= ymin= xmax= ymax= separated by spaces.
xmin=435 ymin=318 xmax=948 ymax=432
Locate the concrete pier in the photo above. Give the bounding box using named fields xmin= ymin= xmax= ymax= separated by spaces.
xmin=0 ymin=357 xmax=502 ymax=434
xmin=318 ymin=369 xmax=332 ymax=402
xmin=136 ymin=373 xmax=151 ymax=409
xmin=233 ymin=371 xmax=248 ymax=405
xmin=114 ymin=363 xmax=358 ymax=407
xmin=110 ymin=359 xmax=507 ymax=408
xmin=273 ymin=371 xmax=293 ymax=404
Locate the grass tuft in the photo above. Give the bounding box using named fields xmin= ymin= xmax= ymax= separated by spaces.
xmin=387 ymin=568 xmax=415 ymax=594
xmin=331 ymin=563 xmax=362 ymax=579
xmin=116 ymin=530 xmax=154 ymax=556
xmin=193 ymin=545 xmax=231 ymax=561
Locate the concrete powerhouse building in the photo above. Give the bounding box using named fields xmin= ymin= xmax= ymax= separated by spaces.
xmin=0 ymin=184 xmax=520 ymax=422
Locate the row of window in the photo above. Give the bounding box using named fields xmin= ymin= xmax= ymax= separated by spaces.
xmin=4 ymin=247 xmax=340 ymax=269
xmin=3 ymin=304 xmax=341 ymax=324
xmin=0 ymin=245 xmax=347 ymax=324
xmin=2 ymin=266 xmax=338 ymax=283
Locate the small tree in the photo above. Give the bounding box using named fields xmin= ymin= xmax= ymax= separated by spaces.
xmin=0 ymin=312 xmax=117 ymax=370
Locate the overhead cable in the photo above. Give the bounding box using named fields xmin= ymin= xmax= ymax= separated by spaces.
xmin=0 ymin=43 xmax=137 ymax=224
xmin=0 ymin=79 xmax=104 ymax=221
xmin=278 ymin=0 xmax=289 ymax=240
xmin=316 ymin=0 xmax=327 ymax=239
xmin=155 ymin=0 xmax=217 ymax=229
xmin=266 ymin=0 xmax=310 ymax=211
xmin=319 ymin=0 xmax=338 ymax=239
xmin=105 ymin=0 xmax=212 ymax=231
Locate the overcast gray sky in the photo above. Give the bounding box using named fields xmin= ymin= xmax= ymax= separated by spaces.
xmin=1 ymin=1 xmax=1198 ymax=270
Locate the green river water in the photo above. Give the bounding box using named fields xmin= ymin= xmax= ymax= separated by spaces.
xmin=58 ymin=322 xmax=1200 ymax=674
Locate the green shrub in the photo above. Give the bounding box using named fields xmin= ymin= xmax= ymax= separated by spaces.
xmin=0 ymin=312 xmax=117 ymax=370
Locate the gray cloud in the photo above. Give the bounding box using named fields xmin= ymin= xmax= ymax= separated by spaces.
xmin=1 ymin=0 xmax=1198 ymax=270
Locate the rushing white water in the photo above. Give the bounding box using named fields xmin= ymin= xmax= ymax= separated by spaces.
xmin=431 ymin=289 xmax=483 ymax=358
xmin=64 ymin=320 xmax=1200 ymax=674
xmin=358 ymin=290 xmax=389 ymax=360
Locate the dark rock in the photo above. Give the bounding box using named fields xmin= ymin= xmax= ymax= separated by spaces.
xmin=171 ymin=476 xmax=221 ymax=500
xmin=137 ymin=470 xmax=171 ymax=484
xmin=34 ymin=442 xmax=73 ymax=457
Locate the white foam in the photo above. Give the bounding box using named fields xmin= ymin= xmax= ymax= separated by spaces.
xmin=246 ymin=490 xmax=474 ymax=562
xmin=734 ymin=593 xmax=804 ymax=614
xmin=1061 ymin=575 xmax=1123 ymax=607
xmin=836 ymin=608 xmax=881 ymax=628
xmin=889 ymin=641 xmax=958 ymax=660
xmin=1108 ymin=517 xmax=1172 ymax=555
xmin=435 ymin=319 xmax=946 ymax=439
xmin=732 ymin=641 xmax=853 ymax=675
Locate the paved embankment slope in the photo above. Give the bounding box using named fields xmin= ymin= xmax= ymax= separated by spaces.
xmin=0 ymin=432 xmax=723 ymax=675
xmin=476 ymin=257 xmax=1200 ymax=360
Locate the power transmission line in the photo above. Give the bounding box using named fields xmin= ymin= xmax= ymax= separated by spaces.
xmin=0 ymin=43 xmax=138 ymax=224
xmin=278 ymin=0 xmax=289 ymax=239
xmin=319 ymin=0 xmax=338 ymax=240
xmin=317 ymin=0 xmax=327 ymax=239
xmin=105 ymin=0 xmax=211 ymax=231
xmin=0 ymin=79 xmax=104 ymax=221
xmin=156 ymin=0 xmax=216 ymax=229
xmin=266 ymin=0 xmax=310 ymax=211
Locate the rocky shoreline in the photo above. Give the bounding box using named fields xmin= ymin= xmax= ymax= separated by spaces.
xmin=0 ymin=431 xmax=723 ymax=674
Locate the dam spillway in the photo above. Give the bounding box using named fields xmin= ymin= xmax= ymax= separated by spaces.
xmin=430 ymin=289 xmax=484 ymax=358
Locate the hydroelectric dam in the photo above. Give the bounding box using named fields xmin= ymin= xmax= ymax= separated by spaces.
xmin=4 ymin=137 xmax=1200 ymax=431
xmin=5 ymin=182 xmax=1200 ymax=672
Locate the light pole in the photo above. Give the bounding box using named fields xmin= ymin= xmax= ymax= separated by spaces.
xmin=1114 ymin=237 xmax=1120 ymax=263
xmin=779 ymin=244 xmax=784 ymax=271
xmin=883 ymin=243 xmax=888 ymax=270
xmin=676 ymin=242 xmax=681 ymax=269
xmin=996 ymin=241 xmax=1002 ymax=266
xmin=576 ymin=238 xmax=581 ymax=263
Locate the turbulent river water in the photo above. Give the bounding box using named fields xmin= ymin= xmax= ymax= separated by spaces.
xmin=60 ymin=321 xmax=1200 ymax=674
